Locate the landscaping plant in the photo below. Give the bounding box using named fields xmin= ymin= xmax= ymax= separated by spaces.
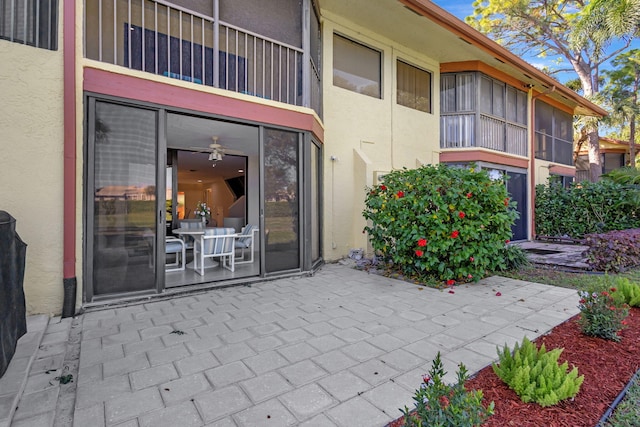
xmin=535 ymin=179 xmax=640 ymax=239
xmin=402 ymin=352 xmax=494 ymax=427
xmin=585 ymin=229 xmax=640 ymax=273
xmin=363 ymin=164 xmax=517 ymax=284
xmin=578 ymin=284 xmax=630 ymax=341
xmin=493 ymin=337 xmax=584 ymax=407
xmin=612 ymin=278 xmax=640 ymax=307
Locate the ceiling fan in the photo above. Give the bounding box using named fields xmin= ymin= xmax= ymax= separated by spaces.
xmin=192 ymin=136 xmax=243 ymax=167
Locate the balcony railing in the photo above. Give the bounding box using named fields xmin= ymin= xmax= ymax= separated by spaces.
xmin=441 ymin=113 xmax=527 ymax=157
xmin=84 ymin=0 xmax=318 ymax=111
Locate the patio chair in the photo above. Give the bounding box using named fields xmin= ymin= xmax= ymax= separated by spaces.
xmin=165 ymin=236 xmax=186 ymax=272
xmin=234 ymin=225 xmax=259 ymax=265
xmin=193 ymin=227 xmax=236 ymax=275
xmin=177 ymin=219 xmax=205 ymax=249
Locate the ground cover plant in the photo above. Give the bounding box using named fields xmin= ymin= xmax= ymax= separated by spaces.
xmin=363 ymin=164 xmax=517 ymax=285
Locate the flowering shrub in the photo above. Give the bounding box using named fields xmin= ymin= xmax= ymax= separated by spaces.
xmin=194 ymin=201 xmax=211 ymax=219
xmin=401 ymin=352 xmax=494 ymax=427
xmin=493 ymin=337 xmax=584 ymax=407
xmin=578 ymin=285 xmax=629 ymax=341
xmin=363 ymin=164 xmax=517 ymax=283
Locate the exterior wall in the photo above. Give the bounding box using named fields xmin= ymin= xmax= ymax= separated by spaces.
xmin=534 ymin=159 xmax=575 ymax=186
xmin=321 ymin=10 xmax=441 ymax=260
xmin=0 ymin=29 xmax=65 ymax=314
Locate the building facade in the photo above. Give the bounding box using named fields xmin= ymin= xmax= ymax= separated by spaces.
xmin=0 ymin=0 xmax=605 ymax=315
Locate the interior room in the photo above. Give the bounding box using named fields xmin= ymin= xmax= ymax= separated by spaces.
xmin=164 ymin=113 xmax=260 ymax=287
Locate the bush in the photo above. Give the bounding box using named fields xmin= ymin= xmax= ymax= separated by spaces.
xmin=493 ymin=337 xmax=584 ymax=407
xmin=578 ymin=284 xmax=629 ymax=341
xmin=613 ymin=278 xmax=640 ymax=307
xmin=402 ymin=352 xmax=494 ymax=427
xmin=535 ymin=179 xmax=640 ymax=239
xmin=363 ymin=164 xmax=517 ymax=283
xmin=495 ymin=244 xmax=530 ymax=271
xmin=584 ymin=229 xmax=640 ymax=272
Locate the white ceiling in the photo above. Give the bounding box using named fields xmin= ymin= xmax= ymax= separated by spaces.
xmin=166 ymin=113 xmax=259 ymax=183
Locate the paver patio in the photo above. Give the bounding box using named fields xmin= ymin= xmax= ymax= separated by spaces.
xmin=2 ymin=263 xmax=580 ymax=426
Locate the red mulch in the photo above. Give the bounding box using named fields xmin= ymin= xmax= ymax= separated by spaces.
xmin=388 ymin=308 xmax=640 ymax=427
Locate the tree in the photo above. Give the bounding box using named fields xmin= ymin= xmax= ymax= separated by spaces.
xmin=574 ymin=0 xmax=640 ymax=47
xmin=601 ymin=50 xmax=640 ymax=166
xmin=467 ymin=0 xmax=636 ymax=182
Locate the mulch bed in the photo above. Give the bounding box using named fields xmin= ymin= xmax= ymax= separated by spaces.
xmin=388 ymin=308 xmax=640 ymax=427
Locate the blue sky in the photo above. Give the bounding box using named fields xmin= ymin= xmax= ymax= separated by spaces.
xmin=431 ymin=0 xmax=640 ymax=86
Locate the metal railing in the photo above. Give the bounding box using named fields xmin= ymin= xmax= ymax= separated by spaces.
xmin=84 ymin=0 xmax=311 ymax=108
xmin=441 ymin=113 xmax=527 ymax=157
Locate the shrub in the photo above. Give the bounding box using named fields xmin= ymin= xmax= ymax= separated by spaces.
xmin=578 ymin=284 xmax=629 ymax=341
xmin=495 ymin=244 xmax=530 ymax=271
xmin=363 ymin=164 xmax=517 ymax=283
xmin=584 ymin=229 xmax=640 ymax=272
xmin=613 ymin=278 xmax=640 ymax=307
xmin=402 ymin=352 xmax=494 ymax=427
xmin=535 ymin=179 xmax=640 ymax=239
xmin=493 ymin=337 xmax=584 ymax=407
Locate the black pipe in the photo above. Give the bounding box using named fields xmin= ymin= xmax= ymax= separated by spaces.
xmin=62 ymin=277 xmax=77 ymax=318
xmin=596 ymin=369 xmax=640 ymax=426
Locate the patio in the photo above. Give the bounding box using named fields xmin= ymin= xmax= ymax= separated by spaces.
xmin=1 ymin=263 xmax=580 ymax=426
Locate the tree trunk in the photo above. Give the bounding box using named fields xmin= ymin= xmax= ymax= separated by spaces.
xmin=588 ymin=127 xmax=602 ymax=181
xmin=631 ymin=116 xmax=637 ymax=167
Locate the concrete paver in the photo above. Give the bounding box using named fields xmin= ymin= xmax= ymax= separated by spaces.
xmin=4 ymin=263 xmax=581 ymax=426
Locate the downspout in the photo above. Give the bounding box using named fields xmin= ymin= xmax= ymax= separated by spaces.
xmin=529 ymin=85 xmax=555 ymax=240
xmin=62 ymin=0 xmax=77 ymax=317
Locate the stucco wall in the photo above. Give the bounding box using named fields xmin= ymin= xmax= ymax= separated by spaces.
xmin=0 ymin=41 xmax=65 ymax=315
xmin=321 ymin=11 xmax=441 ymax=260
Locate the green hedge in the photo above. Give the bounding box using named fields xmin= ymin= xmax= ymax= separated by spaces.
xmin=535 ymin=180 xmax=640 ymax=239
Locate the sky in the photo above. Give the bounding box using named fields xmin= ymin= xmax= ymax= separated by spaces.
xmin=431 ymin=0 xmax=640 ymax=87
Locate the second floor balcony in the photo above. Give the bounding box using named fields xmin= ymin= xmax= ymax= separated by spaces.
xmin=84 ymin=0 xmax=322 ymax=116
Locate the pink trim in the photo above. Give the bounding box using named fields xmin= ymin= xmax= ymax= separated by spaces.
xmin=439 ymin=150 xmax=529 ymax=169
xmin=84 ymin=68 xmax=324 ymax=142
xmin=63 ymin=0 xmax=76 ymax=279
xmin=549 ymin=165 xmax=576 ymax=177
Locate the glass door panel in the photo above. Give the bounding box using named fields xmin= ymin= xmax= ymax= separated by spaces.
xmin=264 ymin=128 xmax=300 ymax=272
xmin=91 ymin=101 xmax=158 ymax=296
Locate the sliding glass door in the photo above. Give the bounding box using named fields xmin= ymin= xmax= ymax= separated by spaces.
xmin=88 ymin=99 xmax=161 ymax=297
xmin=263 ymin=128 xmax=300 ymax=273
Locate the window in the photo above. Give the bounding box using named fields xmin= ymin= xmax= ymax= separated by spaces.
xmin=0 ymin=0 xmax=58 ymax=50
xmin=397 ymin=60 xmax=431 ymax=113
xmin=534 ymin=100 xmax=574 ymax=165
xmin=333 ymin=34 xmax=381 ymax=98
xmin=441 ymin=73 xmax=475 ymax=113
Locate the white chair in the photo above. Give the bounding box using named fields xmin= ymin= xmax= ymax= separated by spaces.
xmin=193 ymin=227 xmax=236 ymax=275
xmin=234 ymin=225 xmax=259 ymax=265
xmin=165 ymin=237 xmax=186 ymax=272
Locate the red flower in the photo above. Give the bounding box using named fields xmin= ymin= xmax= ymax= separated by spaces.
xmin=468 ymin=274 xmax=473 ymax=279
xmin=422 ymin=375 xmax=431 ymax=383
xmin=610 ymin=287 xmax=617 ymax=292
xmin=504 ymin=197 xmax=510 ymax=206
xmin=496 ymin=292 xmax=502 ymax=296
xmin=448 ymin=290 xmax=455 ymax=294
xmin=610 ymin=306 xmax=616 ymax=311
xmin=439 ymin=395 xmax=450 ymax=408
xmin=458 ymin=211 xmax=466 ymax=219
xmin=466 ymin=192 xmax=472 ymax=198
xmin=380 ymin=184 xmax=387 ymax=191
xmin=397 ymin=190 xmax=404 ymax=198
xmin=579 ymin=298 xmax=586 ymax=304
xmin=417 ymin=238 xmax=427 ymax=247
xmin=451 ymin=230 xmax=459 ymax=238
xmin=446 ymin=279 xmax=455 ymax=286
xmin=505 ymin=240 xmax=510 ymax=244
xmin=601 ymin=291 xmax=610 ymax=297
xmin=415 ymin=250 xmax=424 ymax=257
xmin=469 ymin=256 xmax=474 ymax=262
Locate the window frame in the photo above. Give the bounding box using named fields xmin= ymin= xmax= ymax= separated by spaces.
xmin=396 ymin=59 xmax=432 ymax=113
xmin=332 ymin=33 xmax=382 ymax=99
xmin=0 ymin=0 xmax=58 ymax=50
